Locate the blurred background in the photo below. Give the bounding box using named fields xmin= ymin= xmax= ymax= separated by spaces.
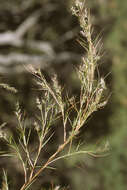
xmin=0 ymin=0 xmax=127 ymax=189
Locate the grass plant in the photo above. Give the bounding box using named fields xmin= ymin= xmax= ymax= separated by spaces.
xmin=0 ymin=1 xmax=108 ymax=189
